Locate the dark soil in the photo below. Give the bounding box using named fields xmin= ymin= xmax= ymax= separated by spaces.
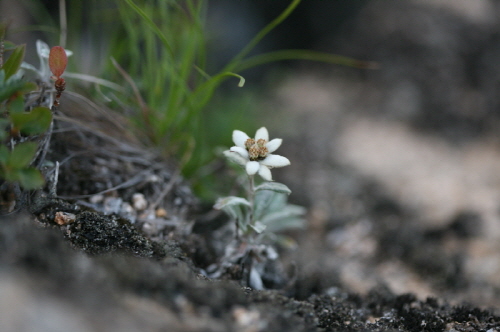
xmin=4 ymin=208 xmax=500 ymax=332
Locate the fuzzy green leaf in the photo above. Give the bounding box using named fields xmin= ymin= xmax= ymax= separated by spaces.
xmin=10 ymin=107 xmax=52 ymax=135
xmin=0 ymin=118 xmax=9 ymax=141
xmin=8 ymin=142 xmax=37 ymax=168
xmin=8 ymin=94 xmax=24 ymax=114
xmin=2 ymin=44 xmax=26 ymax=79
xmin=253 ymin=190 xmax=287 ymax=222
xmin=16 ymin=167 xmax=45 ymax=189
xmin=18 ymin=81 xmax=38 ymax=94
xmin=0 ymin=80 xmax=22 ymax=102
xmin=249 ymin=221 xmax=267 ymax=234
xmin=260 ymin=204 xmax=307 ymax=233
xmin=214 ymin=196 xmax=251 ymax=233
xmin=0 ymin=76 xmax=36 ymax=102
xmin=255 ymin=182 xmax=291 ymax=194
xmin=214 ymin=196 xmax=251 ymax=210
xmin=0 ymin=145 xmax=8 ymax=164
xmin=227 ymin=204 xmax=250 ymax=233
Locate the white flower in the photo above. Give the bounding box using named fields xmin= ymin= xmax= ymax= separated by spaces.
xmin=225 ymin=127 xmax=290 ymax=181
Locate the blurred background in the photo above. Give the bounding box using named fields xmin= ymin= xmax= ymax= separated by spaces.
xmin=3 ymin=0 xmax=500 ymax=308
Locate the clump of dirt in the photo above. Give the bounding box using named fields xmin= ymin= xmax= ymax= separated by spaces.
xmin=32 ymin=197 xmax=163 ymax=257
xmin=4 ymin=209 xmax=500 ymax=331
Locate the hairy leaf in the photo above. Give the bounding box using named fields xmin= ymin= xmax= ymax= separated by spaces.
xmin=253 ymin=190 xmax=287 ymax=222
xmin=214 ymin=196 xmax=251 ymax=210
xmin=249 ymin=221 xmax=267 ymax=234
xmin=255 ymin=182 xmax=291 ymax=194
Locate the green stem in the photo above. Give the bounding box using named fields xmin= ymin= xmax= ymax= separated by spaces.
xmin=123 ymin=0 xmax=174 ymax=58
xmin=248 ymin=174 xmax=255 ymax=225
xmin=223 ymin=0 xmax=302 ymax=72
xmin=236 ymin=174 xmax=255 ymax=241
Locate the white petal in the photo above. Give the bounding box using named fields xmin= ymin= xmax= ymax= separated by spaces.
xmin=229 ymin=146 xmax=249 ymax=159
xmin=260 ymin=154 xmax=290 ymax=168
xmin=258 ymin=165 xmax=273 ymax=181
xmin=266 ymin=138 xmax=282 ymax=153
xmin=223 ymin=150 xmax=248 ymax=167
xmin=255 ymin=127 xmax=269 ymax=141
xmin=233 ymin=130 xmax=249 ymax=148
xmin=37 ymin=40 xmax=50 ymax=58
xmin=246 ymin=161 xmax=260 ymax=175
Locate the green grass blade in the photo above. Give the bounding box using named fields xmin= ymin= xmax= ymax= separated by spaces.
xmin=122 ymin=0 xmax=174 ymax=58
xmin=225 ymin=0 xmax=302 ymax=71
xmin=236 ymin=49 xmax=379 ymax=72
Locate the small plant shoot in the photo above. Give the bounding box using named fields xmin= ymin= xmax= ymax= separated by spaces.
xmin=49 ymin=46 xmax=68 ymax=79
xmin=0 ymin=29 xmax=66 ymax=208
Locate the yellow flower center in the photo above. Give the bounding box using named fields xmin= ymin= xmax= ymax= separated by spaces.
xmin=245 ymin=138 xmax=268 ymax=161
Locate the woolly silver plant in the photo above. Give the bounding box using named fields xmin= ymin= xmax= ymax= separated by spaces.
xmin=212 ymin=127 xmax=306 ymax=289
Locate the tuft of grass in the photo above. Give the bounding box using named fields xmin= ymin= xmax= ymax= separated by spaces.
xmin=108 ymin=0 xmax=253 ymax=173
xmin=21 ymin=0 xmax=375 ymax=199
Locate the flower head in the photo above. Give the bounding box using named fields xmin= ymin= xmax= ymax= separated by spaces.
xmin=225 ymin=127 xmax=290 ymax=181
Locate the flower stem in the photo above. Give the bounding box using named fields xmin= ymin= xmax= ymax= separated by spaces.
xmin=248 ymin=174 xmax=255 ymax=224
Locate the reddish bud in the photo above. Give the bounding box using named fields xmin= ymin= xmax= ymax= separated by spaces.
xmin=49 ymin=46 xmax=67 ymax=78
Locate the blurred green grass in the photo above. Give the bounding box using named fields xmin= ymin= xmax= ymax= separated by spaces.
xmin=11 ymin=0 xmax=370 ymax=201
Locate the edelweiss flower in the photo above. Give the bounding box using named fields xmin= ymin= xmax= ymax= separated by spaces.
xmin=226 ymin=127 xmax=290 ymax=181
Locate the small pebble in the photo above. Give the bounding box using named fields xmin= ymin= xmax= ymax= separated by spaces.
xmin=54 ymin=211 xmax=76 ymax=225
xmin=155 ymin=208 xmax=168 ymax=218
xmin=89 ymin=194 xmax=104 ymax=204
xmin=232 ymin=306 xmax=261 ymax=331
xmin=103 ymin=197 xmax=123 ymax=214
xmin=119 ymin=202 xmax=137 ymax=223
xmin=132 ymin=193 xmax=148 ymax=211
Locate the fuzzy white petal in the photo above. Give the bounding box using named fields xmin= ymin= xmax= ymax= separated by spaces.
xmin=224 ymin=150 xmax=248 ymax=167
xmin=255 ymin=127 xmax=269 ymax=141
xmin=266 ymin=138 xmax=282 ymax=153
xmin=260 ymin=154 xmax=290 ymax=168
xmin=258 ymin=165 xmax=273 ymax=181
xmin=246 ymin=161 xmax=260 ymax=175
xmin=230 ymin=146 xmax=249 ymax=159
xmin=233 ymin=130 xmax=250 ymax=148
